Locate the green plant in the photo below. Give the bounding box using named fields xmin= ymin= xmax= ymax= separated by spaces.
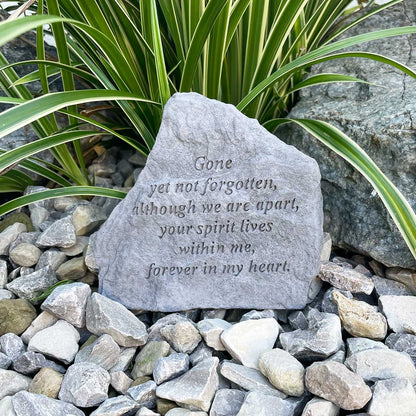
xmin=0 ymin=0 xmax=415 ymax=260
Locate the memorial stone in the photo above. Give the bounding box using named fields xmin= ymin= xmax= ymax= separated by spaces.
xmin=94 ymin=93 xmax=323 ymax=311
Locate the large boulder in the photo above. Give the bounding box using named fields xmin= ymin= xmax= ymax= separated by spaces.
xmin=278 ymin=0 xmax=416 ymax=268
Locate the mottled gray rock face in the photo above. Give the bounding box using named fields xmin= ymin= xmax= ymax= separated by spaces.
xmin=379 ymin=295 xmax=416 ymax=333
xmin=153 ymin=353 xmax=190 ymax=385
xmin=94 ymin=93 xmax=323 ymax=311
xmin=0 ymin=369 xmax=31 ymax=400
xmin=210 ymin=389 xmax=245 ymax=416
xmin=90 ymin=396 xmax=138 ymax=416
xmin=12 ymin=351 xmax=65 ymax=375
xmin=235 ymin=391 xmax=294 ymax=416
xmin=277 ymin=0 xmax=416 ymax=269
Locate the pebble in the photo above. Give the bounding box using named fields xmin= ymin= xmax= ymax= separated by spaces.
xmin=210 ymin=389 xmax=245 ymax=416
xmin=367 ymin=378 xmax=416 ymax=416
xmin=12 ymin=351 xmax=65 ymax=375
xmin=301 ymin=397 xmax=339 ymax=416
xmin=72 ymin=204 xmax=107 ymax=235
xmin=148 ymin=314 xmax=190 ymax=341
xmin=61 ymin=236 xmax=89 ymax=256
xmin=12 ymin=390 xmax=85 ymax=416
xmin=54 ymin=196 xmax=79 ymax=212
xmin=0 ymin=299 xmax=37 ymax=335
xmin=321 ymin=287 xmax=353 ymax=315
xmin=110 ymin=371 xmax=133 ymax=394
xmin=189 ymin=342 xmax=213 ymax=366
xmin=137 ymin=408 xmax=160 ymax=416
xmin=280 ymin=310 xmax=342 ymax=360
xmin=287 ymin=311 xmax=308 ymax=330
xmin=0 ymin=333 xmax=25 ymax=361
xmin=166 ymin=410 xmax=207 ymax=416
xmin=221 ymin=318 xmax=280 ymax=369
xmin=0 ymin=223 xmax=27 ymax=255
xmin=41 ymin=282 xmax=91 ymax=328
xmin=319 ymin=262 xmax=374 ymax=294
xmin=30 ymin=205 xmax=49 ymax=229
xmin=0 ymin=369 xmax=31 ymax=400
xmin=240 ymin=309 xmax=275 ymax=321
xmin=84 ymin=238 xmax=98 ymax=273
xmin=156 ymin=357 xmax=219 ymax=412
xmin=86 ymin=293 xmax=148 ymax=347
xmin=28 ymin=320 xmax=80 ymax=364
xmin=258 ymin=348 xmax=304 ymax=396
xmin=6 ymin=266 xmax=58 ymax=300
xmin=385 ymin=267 xmax=416 ymax=293
xmin=75 ymin=334 xmax=120 ymax=370
xmin=21 ymin=311 xmax=58 ymax=344
xmin=153 ymin=353 xmax=190 ymax=385
xmin=385 ymin=333 xmax=416 ymax=362
xmin=332 ymin=290 xmax=387 ymax=339
xmin=235 ymin=391 xmax=294 ymax=416
xmin=379 ymin=295 xmax=416 ymax=333
xmin=35 ymin=249 xmax=67 ymax=271
xmin=36 ymin=216 xmax=76 ymax=248
xmin=0 ymin=396 xmax=16 ymax=416
xmin=56 ymin=256 xmax=86 ymax=280
xmin=161 ymin=321 xmax=201 ymax=354
xmin=90 ymin=396 xmax=138 ymax=416
xmin=0 ymin=289 xmax=15 ymax=300
xmin=305 ymin=361 xmax=372 ymax=410
xmin=196 ymin=319 xmax=231 ymax=351
xmin=131 ymin=340 xmax=170 ymax=378
xmin=110 ymin=347 xmax=137 ymax=373
xmin=127 ymin=380 xmax=156 ymax=408
xmin=345 ymin=348 xmax=416 ymax=384
xmin=0 ymin=352 xmax=12 ymax=369
xmin=28 ymin=367 xmax=63 ymax=398
xmin=59 ymin=362 xmax=110 ymax=407
xmin=9 ymin=243 xmax=41 ymax=267
xmin=0 ymin=260 xmax=7 ymax=288
xmin=372 ymin=275 xmax=413 ymax=296
xmin=346 ymin=337 xmax=388 ymax=357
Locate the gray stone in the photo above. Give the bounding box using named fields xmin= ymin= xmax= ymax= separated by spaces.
xmin=148 ymin=314 xmax=190 ymax=342
xmin=221 ymin=318 xmax=280 ymax=369
xmin=54 ymin=196 xmax=79 ymax=212
xmin=156 ymin=357 xmax=219 ymax=412
xmin=35 ymin=249 xmax=67 ymax=271
xmin=90 ymin=396 xmax=139 ymax=416
xmin=166 ymin=411 xmax=206 ymax=416
xmin=0 ymin=290 xmax=14 ymax=300
xmin=301 ymin=398 xmax=339 ymax=416
xmin=61 ymin=236 xmax=89 ymax=256
xmin=220 ymin=361 xmax=285 ymax=398
xmin=127 ymin=380 xmax=157 ymax=408
xmin=59 ymin=362 xmax=110 ymax=407
xmin=235 ymin=391 xmax=294 ymax=416
xmin=239 ymin=310 xmax=275 ymax=321
xmin=28 ymin=320 xmax=80 ymax=364
xmin=0 ymin=299 xmax=37 ymax=336
xmin=72 ymin=204 xmax=107 ymax=236
xmin=345 ymin=349 xmax=416 ymax=384
xmin=0 ymin=369 xmax=31 ymax=400
xmin=319 ymin=262 xmax=374 ymax=294
xmin=36 ymin=216 xmax=76 ymax=248
xmin=321 ymin=233 xmax=332 ymax=262
xmin=189 ymin=342 xmax=213 ymax=366
xmin=75 ymin=334 xmax=120 ymax=370
xmin=277 ymin=1 xmax=416 ymax=269
xmin=137 ymin=408 xmax=160 ymax=416
xmin=21 ymin=311 xmax=58 ymax=344
xmin=94 ymin=93 xmax=323 ymax=311
xmin=28 ymin=367 xmax=63 ymax=398
xmin=153 ymin=353 xmax=190 ymax=385
xmin=6 ymin=266 xmax=57 ymax=300
xmin=346 ymin=337 xmax=388 ymax=357
xmin=9 ymin=243 xmax=41 ymax=267
xmin=321 ymin=288 xmax=353 ymax=315
xmin=209 ymin=389 xmax=245 ymax=416
xmin=12 ymin=391 xmax=85 ymax=416
xmin=110 ymin=371 xmax=133 ymax=394
xmin=197 ymin=319 xmax=231 ymax=351
xmin=56 ymin=256 xmax=87 ymax=280
xmin=8 ymin=231 xmax=39 ymax=255
xmin=110 ymin=347 xmax=137 ymax=373
xmin=0 ymin=223 xmax=27 ymax=255
xmin=30 ymin=206 xmax=49 ymax=229
xmin=131 ymin=341 xmax=171 ymax=379
xmin=280 ymin=311 xmax=342 ymax=360
xmin=41 ymin=282 xmax=91 ymax=328
xmin=287 ymin=311 xmax=308 ymax=330
xmin=372 ymin=275 xmax=413 ymax=296
xmin=385 ymin=333 xmax=416 ymax=363
xmin=305 ymin=361 xmax=372 ymax=411
xmin=0 ymin=260 xmax=7 ymax=289
xmin=86 ymin=293 xmax=148 ymax=347
xmin=85 ymin=240 xmax=99 ymax=273
xmin=0 ymin=396 xmax=16 ymax=416
xmin=379 ymin=295 xmax=416 ymax=333
xmin=258 ymin=348 xmax=304 ymax=397
xmin=12 ymin=351 xmax=65 ymax=375
xmin=368 ymin=378 xmax=416 ymax=416
xmin=161 ymin=321 xmax=201 ymax=354
xmin=0 ymin=333 xmax=25 ymax=361
xmin=0 ymin=353 xmax=11 ymax=369
xmin=385 ymin=267 xmax=416 ymax=293
xmin=200 ymin=309 xmax=226 ymax=320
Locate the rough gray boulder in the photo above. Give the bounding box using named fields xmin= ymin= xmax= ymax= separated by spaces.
xmin=278 ymin=0 xmax=416 ymax=268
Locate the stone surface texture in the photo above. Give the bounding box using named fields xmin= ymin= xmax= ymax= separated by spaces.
xmin=379 ymin=295 xmax=416 ymax=333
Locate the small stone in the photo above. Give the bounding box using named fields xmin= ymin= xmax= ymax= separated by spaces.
xmin=21 ymin=311 xmax=58 ymax=344
xmin=321 ymin=232 xmax=332 ymax=262
xmin=288 ymin=311 xmax=308 ymax=330
xmin=372 ymin=275 xmax=413 ymax=296
xmin=0 ymin=396 xmax=16 ymax=416
xmin=157 ymin=398 xmax=177 ymax=415
xmin=305 ymin=361 xmax=371 ymax=411
xmin=0 ymin=223 xmax=27 ymax=255
xmin=12 ymin=390 xmax=85 ymax=416
xmin=220 ymin=361 xmax=284 ymax=398
xmin=9 ymin=244 xmax=41 ymax=267
xmin=332 ymin=290 xmax=387 ymax=340
xmin=84 ymin=238 xmax=98 ymax=273
xmin=0 ymin=299 xmax=37 ymax=335
xmin=189 ymin=342 xmax=213 ymax=366
xmin=56 ymin=257 xmax=86 ymax=280
xmin=236 ymin=391 xmax=294 ymax=416
xmin=28 ymin=320 xmax=80 ymax=364
xmin=200 ymin=309 xmax=226 ymax=320
xmin=385 ymin=333 xmax=416 ymax=363
xmin=59 ymin=362 xmax=110 ymax=407
xmin=36 ymin=216 xmax=76 ymax=248
xmin=6 ymin=266 xmax=58 ymax=300
xmin=72 ymin=204 xmax=107 ymax=236
xmin=0 ymin=353 xmax=11 ymax=369
xmin=127 ymin=380 xmax=157 ymax=408
xmin=345 ymin=349 xmax=416 ymax=384
xmin=0 ymin=260 xmax=7 ymax=289
xmin=156 ymin=357 xmax=219 ymax=412
xmin=110 ymin=347 xmax=137 ymax=373
xmin=258 ymin=348 xmax=304 ymax=397
xmin=321 ymin=288 xmax=353 ymax=315
xmin=0 ymin=290 xmax=14 ymax=300
xmin=30 ymin=206 xmax=50 ymax=229
xmin=36 ymin=249 xmax=67 ymax=271
xmin=240 ymin=310 xmax=275 ymax=321
xmin=153 ymin=353 xmax=190 ymax=385
xmin=75 ymin=334 xmax=120 ymax=370
xmin=385 ymin=267 xmax=416 ymax=294
xmin=0 ymin=333 xmax=25 ymax=361
xmin=346 ymin=337 xmax=388 ymax=357
xmin=61 ymin=236 xmax=89 ymax=257
xmin=41 ymin=282 xmax=91 ymax=328
xmin=137 ymin=408 xmax=160 ymax=416
xmin=86 ymin=293 xmax=148 ymax=347
xmin=367 ymin=378 xmax=416 ymax=416
xmin=197 ymin=319 xmax=231 ymax=351
xmin=379 ymin=295 xmax=416 ymax=333
xmin=91 ymin=396 xmax=139 ymax=416
xmin=166 ymin=411 xmax=207 ymax=416
xmin=110 ymin=371 xmax=133 ymax=394
xmin=210 ymin=389 xmax=245 ymax=416
xmin=221 ymin=318 xmax=280 ymax=369
xmin=0 ymin=369 xmax=31 ymax=400
xmin=148 ymin=314 xmax=190 ymax=342
xmin=54 ymin=196 xmax=79 ymax=212
xmin=28 ymin=367 xmax=63 ymax=398
xmin=301 ymin=398 xmax=339 ymax=416
xmin=161 ymin=321 xmax=201 ymax=354
xmin=280 ymin=310 xmax=342 ymax=360
xmin=319 ymin=262 xmax=374 ymax=294
xmin=13 ymin=351 xmax=65 ymax=375
xmin=132 ymin=341 xmax=170 ymax=378
xmin=131 ymin=376 xmax=152 ymax=387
